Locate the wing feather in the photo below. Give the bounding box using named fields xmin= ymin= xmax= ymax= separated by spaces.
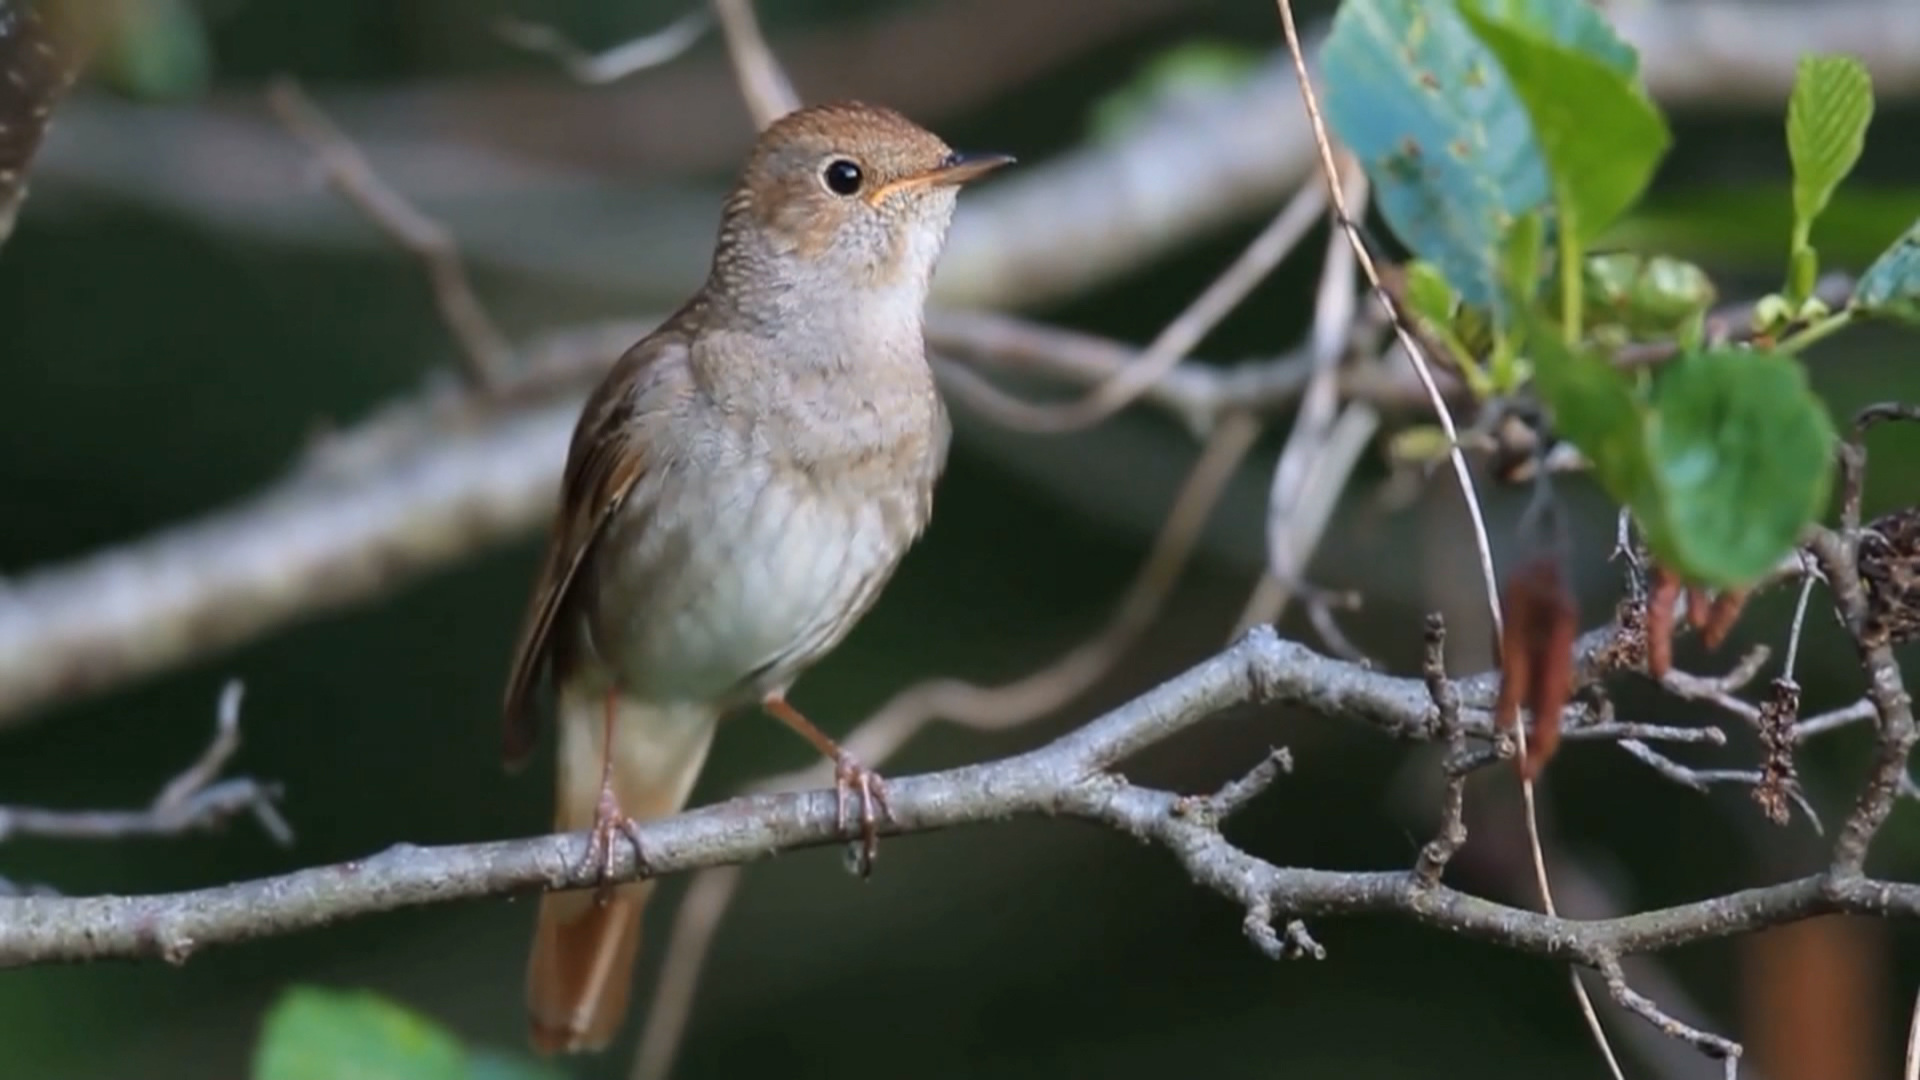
xmin=500 ymin=328 xmax=690 ymax=766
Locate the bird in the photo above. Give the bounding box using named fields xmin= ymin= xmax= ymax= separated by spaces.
xmin=499 ymin=99 xmax=1012 ymax=1055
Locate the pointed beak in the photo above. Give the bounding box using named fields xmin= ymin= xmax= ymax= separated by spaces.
xmin=925 ymin=150 xmax=1016 ymax=186
xmin=865 ymin=151 xmax=1015 ymax=206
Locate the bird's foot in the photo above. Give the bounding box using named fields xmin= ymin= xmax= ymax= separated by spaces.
xmin=575 ymin=782 xmax=649 ymax=906
xmin=832 ymin=750 xmax=893 ymax=878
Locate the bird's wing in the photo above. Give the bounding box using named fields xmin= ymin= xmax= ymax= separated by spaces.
xmin=500 ymin=326 xmax=691 ymax=767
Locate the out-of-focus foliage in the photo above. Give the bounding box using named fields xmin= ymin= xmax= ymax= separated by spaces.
xmin=254 ymin=986 xmax=560 ymax=1080
xmin=1086 ymin=40 xmax=1264 ymax=140
xmin=1323 ymin=3 xmax=1897 ymax=591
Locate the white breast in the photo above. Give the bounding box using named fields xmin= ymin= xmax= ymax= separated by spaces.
xmin=585 ymin=447 xmax=912 ymax=707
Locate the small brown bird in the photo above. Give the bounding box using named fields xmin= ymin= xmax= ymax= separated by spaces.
xmin=500 ymin=100 xmax=1011 ymax=1054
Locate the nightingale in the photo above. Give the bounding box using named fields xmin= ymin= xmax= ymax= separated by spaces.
xmin=500 ymin=100 xmax=1012 ymax=1054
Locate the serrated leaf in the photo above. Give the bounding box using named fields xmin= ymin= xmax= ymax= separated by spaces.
xmin=1459 ymin=2 xmax=1671 ymax=248
xmin=1321 ymin=0 xmax=1656 ymax=312
xmin=1644 ymin=349 xmax=1835 ymax=587
xmin=1853 ymin=216 xmax=1920 ymax=324
xmin=1787 ymin=55 xmax=1873 ymax=253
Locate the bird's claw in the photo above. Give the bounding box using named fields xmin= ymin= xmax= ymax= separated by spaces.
xmin=575 ymin=785 xmax=649 ymax=906
xmin=833 ymin=752 xmax=892 ymax=877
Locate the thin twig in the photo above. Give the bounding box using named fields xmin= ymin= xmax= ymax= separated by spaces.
xmin=1175 ymin=748 xmax=1295 ymax=823
xmin=710 ymin=0 xmax=799 ymax=128
xmin=495 ymin=9 xmax=712 ymax=84
xmin=1600 ymin=957 xmax=1743 ymax=1079
xmin=1237 ymin=159 xmax=1370 ymax=629
xmin=265 ymin=78 xmax=514 ymax=389
xmin=629 ymin=412 xmax=1263 ymax=1080
xmin=0 ymin=680 xmax=291 ymax=847
xmin=956 ymin=181 xmax=1329 ymax=434
xmin=1791 ymin=699 xmax=1878 ymax=743
xmin=1783 ymin=552 xmax=1821 ymax=681
xmin=1414 ymin=614 xmax=1469 ymax=884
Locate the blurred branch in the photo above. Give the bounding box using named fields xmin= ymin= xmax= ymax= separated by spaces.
xmin=266 ymin=77 xmax=514 ymax=389
xmin=3 ymin=625 xmax=1917 ymax=971
xmin=494 ymin=8 xmax=712 ymax=85
xmin=32 ymin=5 xmax=1920 ymax=311
xmin=711 ymin=0 xmax=799 ymax=128
xmin=0 ymin=681 xmax=290 ymax=846
xmin=954 ymin=178 xmax=1327 ymax=433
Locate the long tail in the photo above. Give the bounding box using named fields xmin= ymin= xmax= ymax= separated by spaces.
xmin=527 ymin=685 xmax=718 ymax=1054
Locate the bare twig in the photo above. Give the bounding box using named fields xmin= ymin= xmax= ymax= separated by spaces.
xmin=1414 ymin=614 xmax=1469 ymax=884
xmin=0 ymin=681 xmax=290 ymax=847
xmin=266 ymin=78 xmax=514 ymax=389
xmin=1237 ymin=158 xmax=1372 ymax=630
xmin=631 ymin=412 xmax=1263 ymax=1080
xmin=710 ymin=0 xmax=799 ymax=128
xmin=1815 ymin=521 xmax=1918 ymax=875
xmin=1783 ymin=553 xmax=1821 ymax=681
xmin=1599 ymin=957 xmax=1743 ymax=1080
xmin=8 ymin=628 xmax=1920 ymax=974
xmin=1792 ymin=699 xmax=1879 ymax=743
xmin=495 ymin=9 xmax=712 ymax=84
xmin=1175 ymin=747 xmax=1294 ymax=823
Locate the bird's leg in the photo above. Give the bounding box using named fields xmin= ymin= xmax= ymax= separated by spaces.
xmin=575 ymin=687 xmax=650 ymax=905
xmin=761 ymin=694 xmax=891 ymax=876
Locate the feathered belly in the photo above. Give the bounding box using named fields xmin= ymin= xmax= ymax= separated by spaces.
xmin=581 ymin=464 xmax=917 ymax=706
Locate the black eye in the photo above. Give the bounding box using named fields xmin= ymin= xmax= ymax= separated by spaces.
xmin=823 ymin=159 xmax=864 ymax=196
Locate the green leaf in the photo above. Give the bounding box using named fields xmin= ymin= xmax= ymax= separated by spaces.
xmin=1526 ymin=323 xmax=1833 ymax=589
xmin=1573 ymin=252 xmax=1718 ymax=340
xmin=1321 ymin=0 xmax=1539 ymax=310
xmin=1498 ymin=209 xmax=1546 ymax=313
xmin=252 ymin=987 xmax=563 ymax=1080
xmin=1403 ymin=260 xmax=1458 ymax=329
xmin=1321 ymin=0 xmax=1656 ymax=312
xmin=1786 ymin=55 xmax=1874 ymax=255
xmin=1853 ymin=215 xmax=1920 ymax=325
xmin=1525 ymin=326 xmax=1658 ymax=533
xmin=1458 ymin=2 xmax=1671 ymax=249
xmin=1643 ymin=349 xmax=1835 ymax=586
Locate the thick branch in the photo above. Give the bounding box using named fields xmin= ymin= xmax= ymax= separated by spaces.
xmin=1 ymin=627 xmax=1908 ymax=969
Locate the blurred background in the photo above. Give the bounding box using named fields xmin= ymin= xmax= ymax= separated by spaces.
xmin=5 ymin=0 xmax=1920 ymax=1077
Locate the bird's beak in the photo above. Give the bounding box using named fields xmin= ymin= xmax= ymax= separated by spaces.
xmin=866 ymin=151 xmax=1015 ymax=205
xmin=925 ymin=150 xmax=1017 ymax=186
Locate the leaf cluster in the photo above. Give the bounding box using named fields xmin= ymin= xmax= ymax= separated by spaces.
xmin=1322 ymin=0 xmax=1917 ymax=588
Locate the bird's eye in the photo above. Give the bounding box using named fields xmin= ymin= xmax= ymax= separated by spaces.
xmin=822 ymin=159 xmax=864 ymax=196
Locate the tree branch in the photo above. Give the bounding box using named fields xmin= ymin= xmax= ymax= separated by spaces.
xmin=4 ymin=626 xmax=1916 ymax=971
xmin=0 ymin=681 xmax=289 ymax=847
